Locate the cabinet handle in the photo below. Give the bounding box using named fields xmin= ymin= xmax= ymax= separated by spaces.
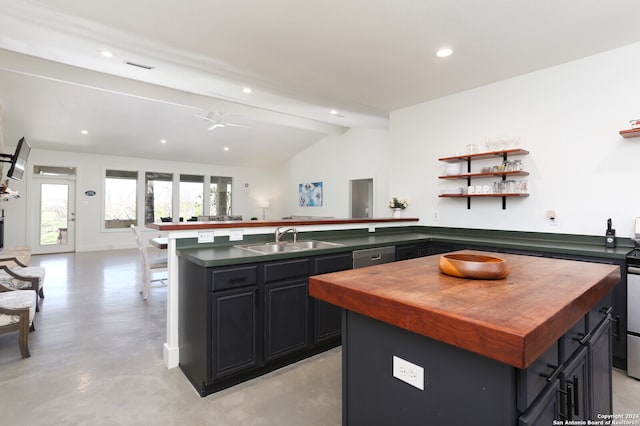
xmin=370 ymin=254 xmax=381 ymax=261
xmin=614 ymin=315 xmax=621 ymax=341
xmin=574 ymin=332 xmax=592 ymax=345
xmin=600 ymin=306 xmax=613 ymax=316
xmin=566 ymin=382 xmax=574 ymax=421
xmin=572 ymin=376 xmax=579 ymax=417
xmin=540 ymin=363 xmax=564 ymax=382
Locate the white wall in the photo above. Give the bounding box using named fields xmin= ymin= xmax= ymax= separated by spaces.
xmin=2 ymin=148 xmax=276 ymax=251
xmin=390 ymin=42 xmax=640 ymax=238
xmin=7 ymin=42 xmax=640 ymax=250
xmin=273 ymin=128 xmax=390 ymax=220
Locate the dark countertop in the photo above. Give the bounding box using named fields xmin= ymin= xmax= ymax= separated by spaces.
xmin=177 ymin=226 xmax=632 ymax=268
xmin=309 ymin=250 xmax=620 ymax=368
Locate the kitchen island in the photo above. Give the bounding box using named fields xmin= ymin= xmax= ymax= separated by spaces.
xmin=309 ymin=250 xmax=620 ymax=425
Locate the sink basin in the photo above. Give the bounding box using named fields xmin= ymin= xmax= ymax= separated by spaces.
xmin=236 ymin=240 xmax=343 ymax=254
xmin=240 ymin=243 xmax=288 ymax=253
xmin=285 ymin=240 xmax=343 ymax=250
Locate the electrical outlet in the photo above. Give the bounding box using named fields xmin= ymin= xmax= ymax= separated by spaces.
xmin=197 ymin=231 xmax=214 ymax=243
xmin=433 ymin=211 xmax=439 ymax=221
xmin=228 ymin=230 xmax=244 ymax=241
xmin=392 ymin=356 xmax=424 ymax=390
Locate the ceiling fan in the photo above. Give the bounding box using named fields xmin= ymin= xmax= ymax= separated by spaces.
xmin=194 ymin=111 xmax=251 ymax=131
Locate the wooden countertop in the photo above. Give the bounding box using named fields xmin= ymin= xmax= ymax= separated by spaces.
xmin=308 ymin=250 xmax=620 ymax=369
xmin=148 ymin=217 xmax=418 ymax=231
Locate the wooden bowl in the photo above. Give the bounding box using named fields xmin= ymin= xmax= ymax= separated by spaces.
xmin=438 ymin=253 xmax=510 ymax=280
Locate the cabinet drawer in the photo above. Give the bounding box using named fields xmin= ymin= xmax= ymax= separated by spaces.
xmin=560 ymin=316 xmax=587 ymax=362
xmin=517 ymin=342 xmax=559 ymax=412
xmin=587 ymin=292 xmax=613 ymax=332
xmin=314 ymin=252 xmax=353 ymax=274
xmin=210 ymin=265 xmax=258 ymax=291
xmin=264 ymin=258 xmax=309 ymax=283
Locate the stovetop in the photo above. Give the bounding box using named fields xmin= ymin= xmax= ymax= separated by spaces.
xmin=627 ymin=249 xmax=640 ymax=266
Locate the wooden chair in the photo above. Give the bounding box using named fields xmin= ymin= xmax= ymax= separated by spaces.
xmin=130 ymin=225 xmax=168 ymax=300
xmin=0 ymin=284 xmax=37 ymax=358
xmin=0 ymin=256 xmax=45 ymax=309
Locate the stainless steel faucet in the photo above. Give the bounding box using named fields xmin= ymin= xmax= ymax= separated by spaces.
xmin=275 ymin=227 xmax=297 ymax=243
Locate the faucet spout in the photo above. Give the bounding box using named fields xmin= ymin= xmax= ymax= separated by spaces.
xmin=275 ymin=227 xmax=298 ymax=243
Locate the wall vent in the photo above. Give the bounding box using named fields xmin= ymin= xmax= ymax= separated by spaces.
xmin=124 ymin=61 xmax=155 ymax=70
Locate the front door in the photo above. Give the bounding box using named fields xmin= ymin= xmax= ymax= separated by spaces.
xmin=31 ymin=176 xmax=76 ymax=254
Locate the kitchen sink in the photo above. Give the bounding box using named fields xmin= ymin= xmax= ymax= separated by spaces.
xmin=236 ymin=240 xmax=343 ymax=254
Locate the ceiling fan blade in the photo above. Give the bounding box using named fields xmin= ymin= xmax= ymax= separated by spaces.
xmin=195 ymin=114 xmax=217 ymax=123
xmin=224 ymin=123 xmax=251 ymax=129
xmin=208 ymin=123 xmax=225 ymax=130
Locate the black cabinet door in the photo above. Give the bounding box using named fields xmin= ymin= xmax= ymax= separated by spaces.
xmin=210 ymin=287 xmax=258 ymax=380
xmin=265 ymin=278 xmax=309 ymax=361
xmin=429 ymin=242 xmax=461 ymax=255
xmin=518 ymin=381 xmax=560 ymax=426
xmin=312 ymin=253 xmax=352 ymax=343
xmin=562 ymin=346 xmax=589 ymax=421
xmin=396 ymin=244 xmax=419 ymax=260
xmin=589 ymin=318 xmax=613 ymax=417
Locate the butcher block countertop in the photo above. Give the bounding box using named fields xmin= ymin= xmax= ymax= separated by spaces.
xmin=308 ymin=250 xmax=620 ymax=369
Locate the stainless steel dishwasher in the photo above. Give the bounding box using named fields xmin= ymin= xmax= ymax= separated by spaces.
xmin=353 ymin=246 xmax=396 ymax=269
xmin=627 ymin=250 xmax=640 ymax=379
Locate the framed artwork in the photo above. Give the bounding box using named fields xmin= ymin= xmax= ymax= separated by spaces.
xmin=299 ymin=182 xmax=323 ymax=206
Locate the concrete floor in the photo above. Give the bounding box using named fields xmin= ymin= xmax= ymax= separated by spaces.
xmin=0 ymin=249 xmax=638 ymax=425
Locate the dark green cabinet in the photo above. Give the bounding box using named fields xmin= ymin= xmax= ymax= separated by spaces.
xmin=265 ymin=278 xmax=309 ymax=360
xmin=589 ymin=318 xmax=613 ymax=416
xmin=211 ymin=286 xmax=258 ymax=378
xmin=264 ymin=258 xmax=310 ymax=361
xmin=179 ymin=254 xmax=342 ymax=396
xmin=312 ymin=252 xmax=352 ymax=343
xmin=518 ymin=381 xmax=561 ymax=426
xmin=518 ymin=313 xmax=613 ymax=425
xmin=561 ymin=346 xmax=589 ymax=421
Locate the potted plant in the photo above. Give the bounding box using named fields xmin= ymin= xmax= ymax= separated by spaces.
xmin=388 ymin=197 xmax=408 ymax=218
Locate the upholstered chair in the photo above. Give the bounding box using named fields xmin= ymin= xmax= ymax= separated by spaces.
xmin=0 ymin=257 xmax=45 ymax=309
xmin=0 ymin=284 xmax=37 ymax=358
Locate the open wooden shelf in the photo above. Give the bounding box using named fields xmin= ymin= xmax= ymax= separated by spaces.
xmin=619 ymin=128 xmax=640 ymax=139
xmin=439 ymin=193 xmax=529 ymax=198
xmin=438 ymin=148 xmax=529 ymax=162
xmin=439 ymin=171 xmax=529 ymax=180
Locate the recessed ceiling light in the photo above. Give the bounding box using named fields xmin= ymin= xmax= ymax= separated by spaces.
xmin=100 ymin=50 xmax=113 ymax=58
xmin=81 ymin=130 xmax=89 ymax=135
xmin=223 ymin=147 xmax=230 ymax=151
xmin=242 ymin=87 xmax=252 ymax=94
xmin=435 ymin=48 xmax=453 ymax=58
xmin=330 ymin=109 xmax=338 ymax=115
xmin=160 ymin=139 xmax=167 ymax=144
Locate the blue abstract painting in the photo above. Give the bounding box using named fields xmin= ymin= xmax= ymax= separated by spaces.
xmin=299 ymin=182 xmax=323 ymax=206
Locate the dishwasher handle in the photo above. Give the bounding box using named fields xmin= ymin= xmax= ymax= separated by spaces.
xmin=628 ymin=266 xmax=640 ymax=275
xmin=353 ymin=246 xmax=396 ymax=269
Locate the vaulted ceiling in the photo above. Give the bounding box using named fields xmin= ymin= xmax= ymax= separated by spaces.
xmin=1 ymin=0 xmax=640 ymax=167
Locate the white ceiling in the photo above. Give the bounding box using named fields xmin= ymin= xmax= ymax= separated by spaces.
xmin=1 ymin=0 xmax=640 ymax=167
